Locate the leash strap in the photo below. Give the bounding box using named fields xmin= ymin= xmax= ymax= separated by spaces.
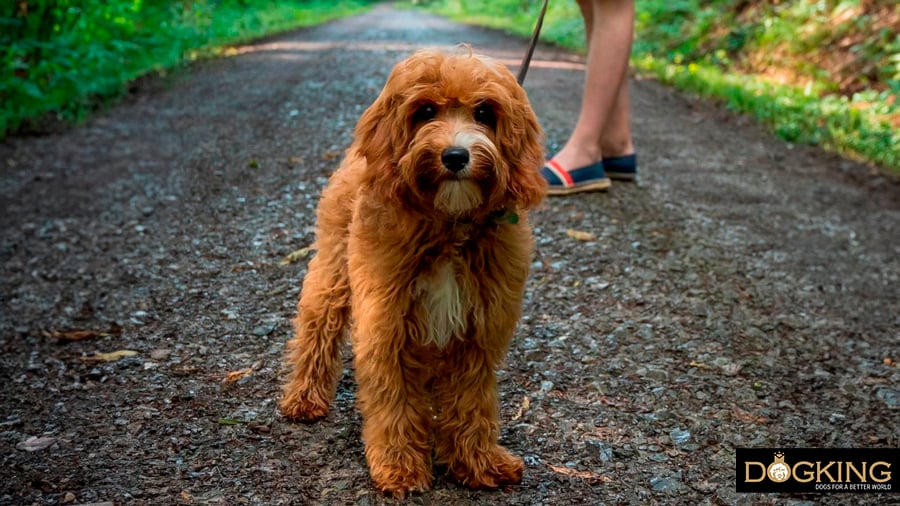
xmin=516 ymin=0 xmax=549 ymax=86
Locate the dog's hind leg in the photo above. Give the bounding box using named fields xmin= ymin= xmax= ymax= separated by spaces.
xmin=280 ymin=234 xmax=350 ymax=422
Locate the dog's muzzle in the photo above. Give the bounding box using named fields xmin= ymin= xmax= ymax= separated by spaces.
xmin=441 ymin=147 xmax=470 ymax=173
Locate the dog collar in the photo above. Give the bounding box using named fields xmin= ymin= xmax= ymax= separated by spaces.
xmin=491 ymin=209 xmax=519 ymax=225
xmin=452 ymin=209 xmax=519 ymax=228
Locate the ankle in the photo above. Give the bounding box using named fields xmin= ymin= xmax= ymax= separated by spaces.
xmin=601 ymin=138 xmax=634 ymax=158
xmin=553 ymin=141 xmax=602 ymax=166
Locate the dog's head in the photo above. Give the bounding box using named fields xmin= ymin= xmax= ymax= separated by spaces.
xmin=353 ymin=48 xmax=546 ymax=220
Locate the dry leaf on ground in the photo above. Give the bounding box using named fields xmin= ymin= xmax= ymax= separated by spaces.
xmin=82 ymin=350 xmax=138 ymax=362
xmin=511 ymin=395 xmax=531 ymax=421
xmin=279 ymin=246 xmax=313 ymax=266
xmin=223 ymin=360 xmax=262 ymax=383
xmin=16 ymin=436 xmax=57 ymax=452
xmin=565 ymin=229 xmax=596 ymax=241
xmin=548 ymin=464 xmax=613 ymax=483
xmin=44 ymin=326 xmax=122 ymax=343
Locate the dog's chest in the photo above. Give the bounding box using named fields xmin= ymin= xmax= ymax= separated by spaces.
xmin=417 ymin=262 xmax=469 ymax=349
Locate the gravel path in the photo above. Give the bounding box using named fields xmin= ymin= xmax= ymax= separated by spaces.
xmin=1 ymin=5 xmax=897 ymax=505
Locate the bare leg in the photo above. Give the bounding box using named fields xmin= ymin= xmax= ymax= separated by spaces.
xmin=551 ymin=0 xmax=635 ymax=170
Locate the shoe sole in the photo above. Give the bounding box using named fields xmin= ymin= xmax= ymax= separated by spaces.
xmin=546 ymin=178 xmax=611 ymax=195
xmin=607 ymin=172 xmax=637 ymax=181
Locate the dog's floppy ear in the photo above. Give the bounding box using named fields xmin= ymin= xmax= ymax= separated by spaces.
xmin=352 ymin=77 xmax=412 ymax=202
xmin=354 ymin=89 xmax=397 ymax=169
xmin=497 ymin=81 xmax=547 ymax=210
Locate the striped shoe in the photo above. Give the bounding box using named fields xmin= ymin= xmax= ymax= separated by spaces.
xmin=603 ymin=153 xmax=638 ymax=181
xmin=541 ymin=159 xmax=610 ymax=195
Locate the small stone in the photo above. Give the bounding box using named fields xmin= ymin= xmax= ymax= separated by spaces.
xmin=639 ymin=368 xmax=669 ymax=382
xmin=539 ymin=380 xmax=554 ymax=393
xmin=586 ymin=439 xmax=613 ymax=463
xmin=650 ymin=474 xmax=683 ymax=492
xmin=670 ymin=428 xmax=691 ymax=446
xmin=252 ymin=325 xmax=274 ymax=337
xmin=875 ymin=387 xmax=900 ymax=408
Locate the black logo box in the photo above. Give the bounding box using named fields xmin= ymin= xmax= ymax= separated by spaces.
xmin=736 ymin=448 xmax=897 ymax=493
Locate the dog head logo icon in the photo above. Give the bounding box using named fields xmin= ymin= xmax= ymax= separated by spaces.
xmin=767 ymin=452 xmax=791 ymax=483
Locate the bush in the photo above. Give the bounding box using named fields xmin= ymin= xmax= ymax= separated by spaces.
xmin=411 ymin=0 xmax=900 ymax=173
xmin=0 ymin=0 xmax=373 ymax=137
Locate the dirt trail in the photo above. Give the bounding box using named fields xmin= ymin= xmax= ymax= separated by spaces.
xmin=1 ymin=5 xmax=897 ymax=505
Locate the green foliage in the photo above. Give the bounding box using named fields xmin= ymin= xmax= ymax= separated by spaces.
xmin=408 ymin=0 xmax=900 ymax=173
xmin=1 ymin=0 xmax=374 ymax=137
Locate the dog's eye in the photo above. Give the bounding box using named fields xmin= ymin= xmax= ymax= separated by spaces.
xmin=474 ymin=104 xmax=496 ymax=128
xmin=412 ymin=103 xmax=437 ymax=125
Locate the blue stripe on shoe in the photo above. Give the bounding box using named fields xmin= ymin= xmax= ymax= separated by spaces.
xmin=603 ymin=153 xmax=637 ymax=180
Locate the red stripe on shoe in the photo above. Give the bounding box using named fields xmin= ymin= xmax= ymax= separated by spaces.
xmin=546 ymin=159 xmax=574 ymax=187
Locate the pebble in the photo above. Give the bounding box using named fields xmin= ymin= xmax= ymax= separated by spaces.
xmin=874 ymin=387 xmax=900 ymax=408
xmin=586 ymin=439 xmax=613 ymax=463
xmin=539 ymin=380 xmax=554 ymax=393
xmin=669 ymin=428 xmax=691 ymax=445
xmin=252 ymin=325 xmax=274 ymax=337
xmin=650 ymin=474 xmax=683 ymax=492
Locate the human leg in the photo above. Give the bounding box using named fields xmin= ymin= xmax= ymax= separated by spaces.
xmin=544 ymin=0 xmax=635 ymax=191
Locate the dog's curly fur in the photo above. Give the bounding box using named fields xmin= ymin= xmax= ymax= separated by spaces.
xmin=281 ymin=48 xmax=546 ymax=497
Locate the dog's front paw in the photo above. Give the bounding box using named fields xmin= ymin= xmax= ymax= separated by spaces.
xmin=280 ymin=390 xmax=330 ymax=422
xmin=450 ymin=445 xmax=524 ymax=490
xmin=371 ymin=465 xmax=433 ymax=499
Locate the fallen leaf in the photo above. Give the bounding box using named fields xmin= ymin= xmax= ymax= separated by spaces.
xmin=565 ymin=229 xmax=596 ymax=241
xmin=223 ymin=360 xmax=262 ymax=383
xmin=597 ymin=396 xmax=627 ymax=407
xmin=218 ymin=417 xmax=243 ymax=425
xmin=279 ymin=246 xmax=313 ymax=266
xmin=16 ymin=436 xmax=57 ymax=452
xmin=511 ymin=395 xmax=531 ymax=421
xmin=150 ymin=348 xmax=172 ymax=360
xmin=688 ymin=360 xmax=710 ymax=369
xmin=731 ymin=408 xmax=770 ymax=424
xmin=44 ymin=325 xmax=122 ymax=343
xmin=247 ymin=422 xmax=271 ymax=433
xmin=82 ymin=350 xmax=138 ymax=362
xmin=548 ymin=464 xmax=612 ymax=483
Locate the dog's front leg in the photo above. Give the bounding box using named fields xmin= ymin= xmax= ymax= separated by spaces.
xmin=352 ymin=296 xmax=434 ymax=498
xmin=432 ymin=339 xmax=524 ymax=490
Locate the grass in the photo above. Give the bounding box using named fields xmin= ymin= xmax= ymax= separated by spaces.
xmin=407 ymin=0 xmax=900 ymax=174
xmin=1 ymin=0 xmax=375 ymax=138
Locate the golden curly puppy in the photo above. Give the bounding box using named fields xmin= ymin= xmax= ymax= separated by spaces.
xmin=281 ymin=48 xmax=546 ymax=497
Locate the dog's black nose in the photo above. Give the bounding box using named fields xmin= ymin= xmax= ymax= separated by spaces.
xmin=441 ymin=147 xmax=470 ymax=173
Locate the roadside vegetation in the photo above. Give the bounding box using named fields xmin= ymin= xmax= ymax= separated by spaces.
xmin=0 ymin=0 xmax=374 ymax=138
xmin=411 ymin=0 xmax=900 ymax=173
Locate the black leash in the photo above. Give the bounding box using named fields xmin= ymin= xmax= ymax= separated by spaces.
xmin=516 ymin=0 xmax=549 ymax=86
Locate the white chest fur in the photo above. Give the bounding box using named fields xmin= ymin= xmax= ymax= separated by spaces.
xmin=419 ymin=262 xmax=467 ymax=348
